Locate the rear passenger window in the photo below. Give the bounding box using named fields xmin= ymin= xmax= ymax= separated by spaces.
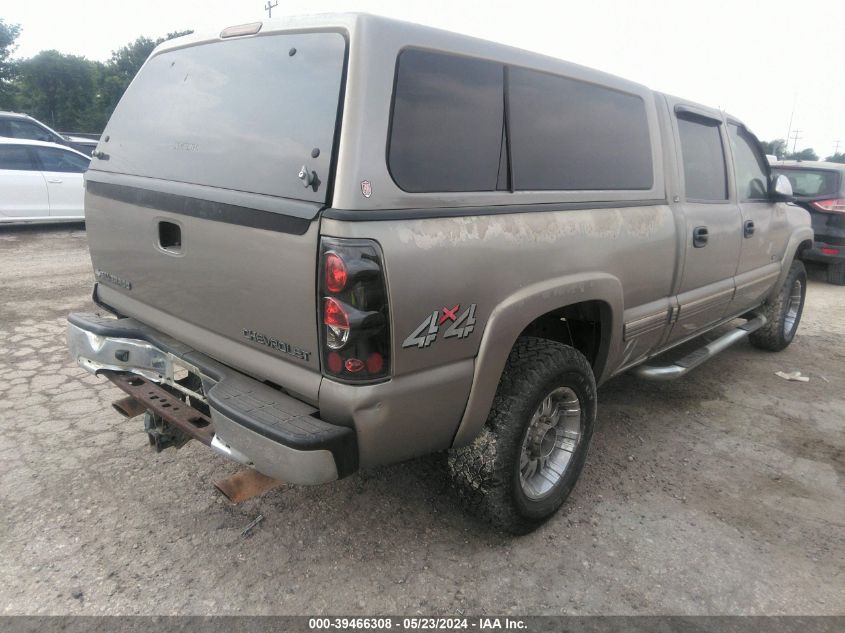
xmin=0 ymin=145 xmax=37 ymax=171
xmin=389 ymin=49 xmax=505 ymax=192
xmin=677 ymin=115 xmax=728 ymax=201
xmin=508 ymin=68 xmax=653 ymax=191
xmin=33 ymin=147 xmax=90 ymax=173
xmin=728 ymin=125 xmax=768 ymax=201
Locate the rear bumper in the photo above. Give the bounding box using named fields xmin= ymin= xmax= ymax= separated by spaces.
xmin=802 ymin=242 xmax=845 ymax=264
xmin=67 ymin=313 xmax=357 ymax=484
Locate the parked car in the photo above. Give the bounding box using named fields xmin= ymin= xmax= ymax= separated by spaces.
xmin=66 ymin=14 xmax=811 ymax=533
xmin=771 ymin=161 xmax=845 ymax=285
xmin=0 ymin=138 xmax=89 ymax=223
xmin=0 ymin=111 xmax=99 ymax=155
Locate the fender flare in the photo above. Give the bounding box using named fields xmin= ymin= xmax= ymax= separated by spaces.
xmin=451 ymin=272 xmax=623 ymax=448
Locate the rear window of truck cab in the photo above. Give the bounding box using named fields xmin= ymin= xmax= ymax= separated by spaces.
xmin=388 ymin=48 xmax=654 ymax=193
xmin=94 ymin=32 xmax=346 ymax=203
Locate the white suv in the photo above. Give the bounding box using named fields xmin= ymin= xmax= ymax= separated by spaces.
xmin=0 ymin=138 xmax=89 ymax=223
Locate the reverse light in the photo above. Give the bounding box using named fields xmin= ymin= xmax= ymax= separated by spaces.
xmin=318 ymin=238 xmax=390 ymax=382
xmin=811 ymin=198 xmax=845 ymax=213
xmin=323 ymin=298 xmax=350 ymax=350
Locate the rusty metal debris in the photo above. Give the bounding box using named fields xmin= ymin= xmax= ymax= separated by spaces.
xmin=103 ymin=371 xmax=215 ymax=445
xmin=214 ymin=468 xmax=286 ymax=504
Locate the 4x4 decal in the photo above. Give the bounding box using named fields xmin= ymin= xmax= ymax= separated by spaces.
xmin=403 ymin=304 xmax=477 ymax=349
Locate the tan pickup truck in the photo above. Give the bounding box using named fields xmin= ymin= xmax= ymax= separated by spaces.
xmin=67 ymin=14 xmax=812 ymax=532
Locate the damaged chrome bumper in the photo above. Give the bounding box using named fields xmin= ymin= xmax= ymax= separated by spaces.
xmin=67 ymin=313 xmax=358 ymax=485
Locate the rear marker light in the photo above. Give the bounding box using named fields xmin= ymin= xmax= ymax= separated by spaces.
xmin=821 ymin=247 xmax=839 ymax=256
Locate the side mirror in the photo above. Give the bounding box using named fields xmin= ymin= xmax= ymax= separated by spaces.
xmin=770 ymin=174 xmax=794 ymax=201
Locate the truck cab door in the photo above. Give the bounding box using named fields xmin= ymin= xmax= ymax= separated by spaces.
xmin=0 ymin=143 xmax=49 ymax=220
xmin=31 ymin=146 xmax=89 ymax=219
xmin=663 ymin=102 xmax=742 ymax=346
xmin=726 ymin=123 xmax=788 ymax=310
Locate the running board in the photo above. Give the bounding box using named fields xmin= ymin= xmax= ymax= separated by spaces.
xmin=632 ymin=315 xmax=767 ymax=381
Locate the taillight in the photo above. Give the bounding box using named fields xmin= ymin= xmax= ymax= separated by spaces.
xmin=319 ymin=238 xmax=390 ymax=382
xmin=811 ymin=199 xmax=845 ymax=213
xmin=325 ymin=252 xmax=348 ymax=293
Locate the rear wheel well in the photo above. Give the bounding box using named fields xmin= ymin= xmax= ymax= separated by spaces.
xmin=796 ymin=239 xmax=813 ymax=260
xmin=518 ymin=301 xmax=610 ymax=376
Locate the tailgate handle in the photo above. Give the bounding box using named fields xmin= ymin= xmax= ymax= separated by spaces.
xmin=158 ymin=221 xmax=182 ymax=253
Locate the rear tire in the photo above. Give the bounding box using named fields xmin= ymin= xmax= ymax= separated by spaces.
xmin=749 ymin=260 xmax=807 ymax=352
xmin=447 ymin=338 xmax=596 ymax=534
xmin=827 ymin=261 xmax=845 ymax=286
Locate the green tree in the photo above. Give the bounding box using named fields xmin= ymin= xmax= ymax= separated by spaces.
xmin=98 ymin=30 xmax=193 ymax=125
xmin=826 ymin=152 xmax=845 ymax=164
xmin=0 ymin=19 xmax=22 ymax=109
xmin=785 ymin=148 xmax=819 ymax=161
xmin=14 ymin=50 xmax=98 ymax=131
xmin=760 ymin=139 xmax=787 ymax=159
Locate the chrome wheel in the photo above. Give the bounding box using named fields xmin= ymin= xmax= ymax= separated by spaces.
xmin=519 ymin=386 xmax=583 ymax=500
xmin=783 ymin=278 xmax=803 ymax=336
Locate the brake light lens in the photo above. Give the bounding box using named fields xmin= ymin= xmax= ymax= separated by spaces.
xmin=811 ymin=198 xmax=845 ymax=213
xmin=319 ymin=238 xmax=390 ymax=382
xmin=325 ymin=252 xmax=348 ymax=293
xmin=821 ymin=246 xmax=839 ymax=256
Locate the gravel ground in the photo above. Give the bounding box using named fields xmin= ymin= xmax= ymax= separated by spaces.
xmin=0 ymin=224 xmax=843 ymax=616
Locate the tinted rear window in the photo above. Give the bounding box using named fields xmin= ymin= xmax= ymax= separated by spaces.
xmin=677 ymin=115 xmax=728 ymax=201
xmin=508 ymin=68 xmax=653 ymax=191
xmin=0 ymin=145 xmax=37 ymax=170
xmin=97 ymin=32 xmax=346 ymax=202
xmin=387 ymin=50 xmax=654 ymax=194
xmin=388 ymin=49 xmax=505 ymax=192
xmin=773 ymin=168 xmax=842 ymax=198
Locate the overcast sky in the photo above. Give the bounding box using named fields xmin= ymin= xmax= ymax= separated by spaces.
xmin=5 ymin=0 xmax=844 ymax=156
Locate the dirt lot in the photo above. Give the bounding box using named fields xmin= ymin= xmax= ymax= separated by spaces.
xmin=0 ymin=224 xmax=843 ymax=616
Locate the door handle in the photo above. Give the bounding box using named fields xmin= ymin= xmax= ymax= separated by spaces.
xmin=47 ymin=178 xmax=63 ymax=184
xmin=743 ymin=220 xmax=755 ymax=238
xmin=692 ymin=226 xmax=709 ymax=248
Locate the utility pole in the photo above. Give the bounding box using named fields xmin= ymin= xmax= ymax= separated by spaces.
xmin=834 ymin=140 xmax=842 ymax=155
xmin=264 ymin=0 xmax=278 ymax=18
xmin=785 ymin=92 xmax=797 ymax=147
xmin=789 ymin=129 xmax=803 ymax=154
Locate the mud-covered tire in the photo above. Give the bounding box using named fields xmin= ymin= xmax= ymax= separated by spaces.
xmin=447 ymin=337 xmax=596 ymax=534
xmin=749 ymin=260 xmax=807 ymax=352
xmin=827 ymin=261 xmax=845 ymax=286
